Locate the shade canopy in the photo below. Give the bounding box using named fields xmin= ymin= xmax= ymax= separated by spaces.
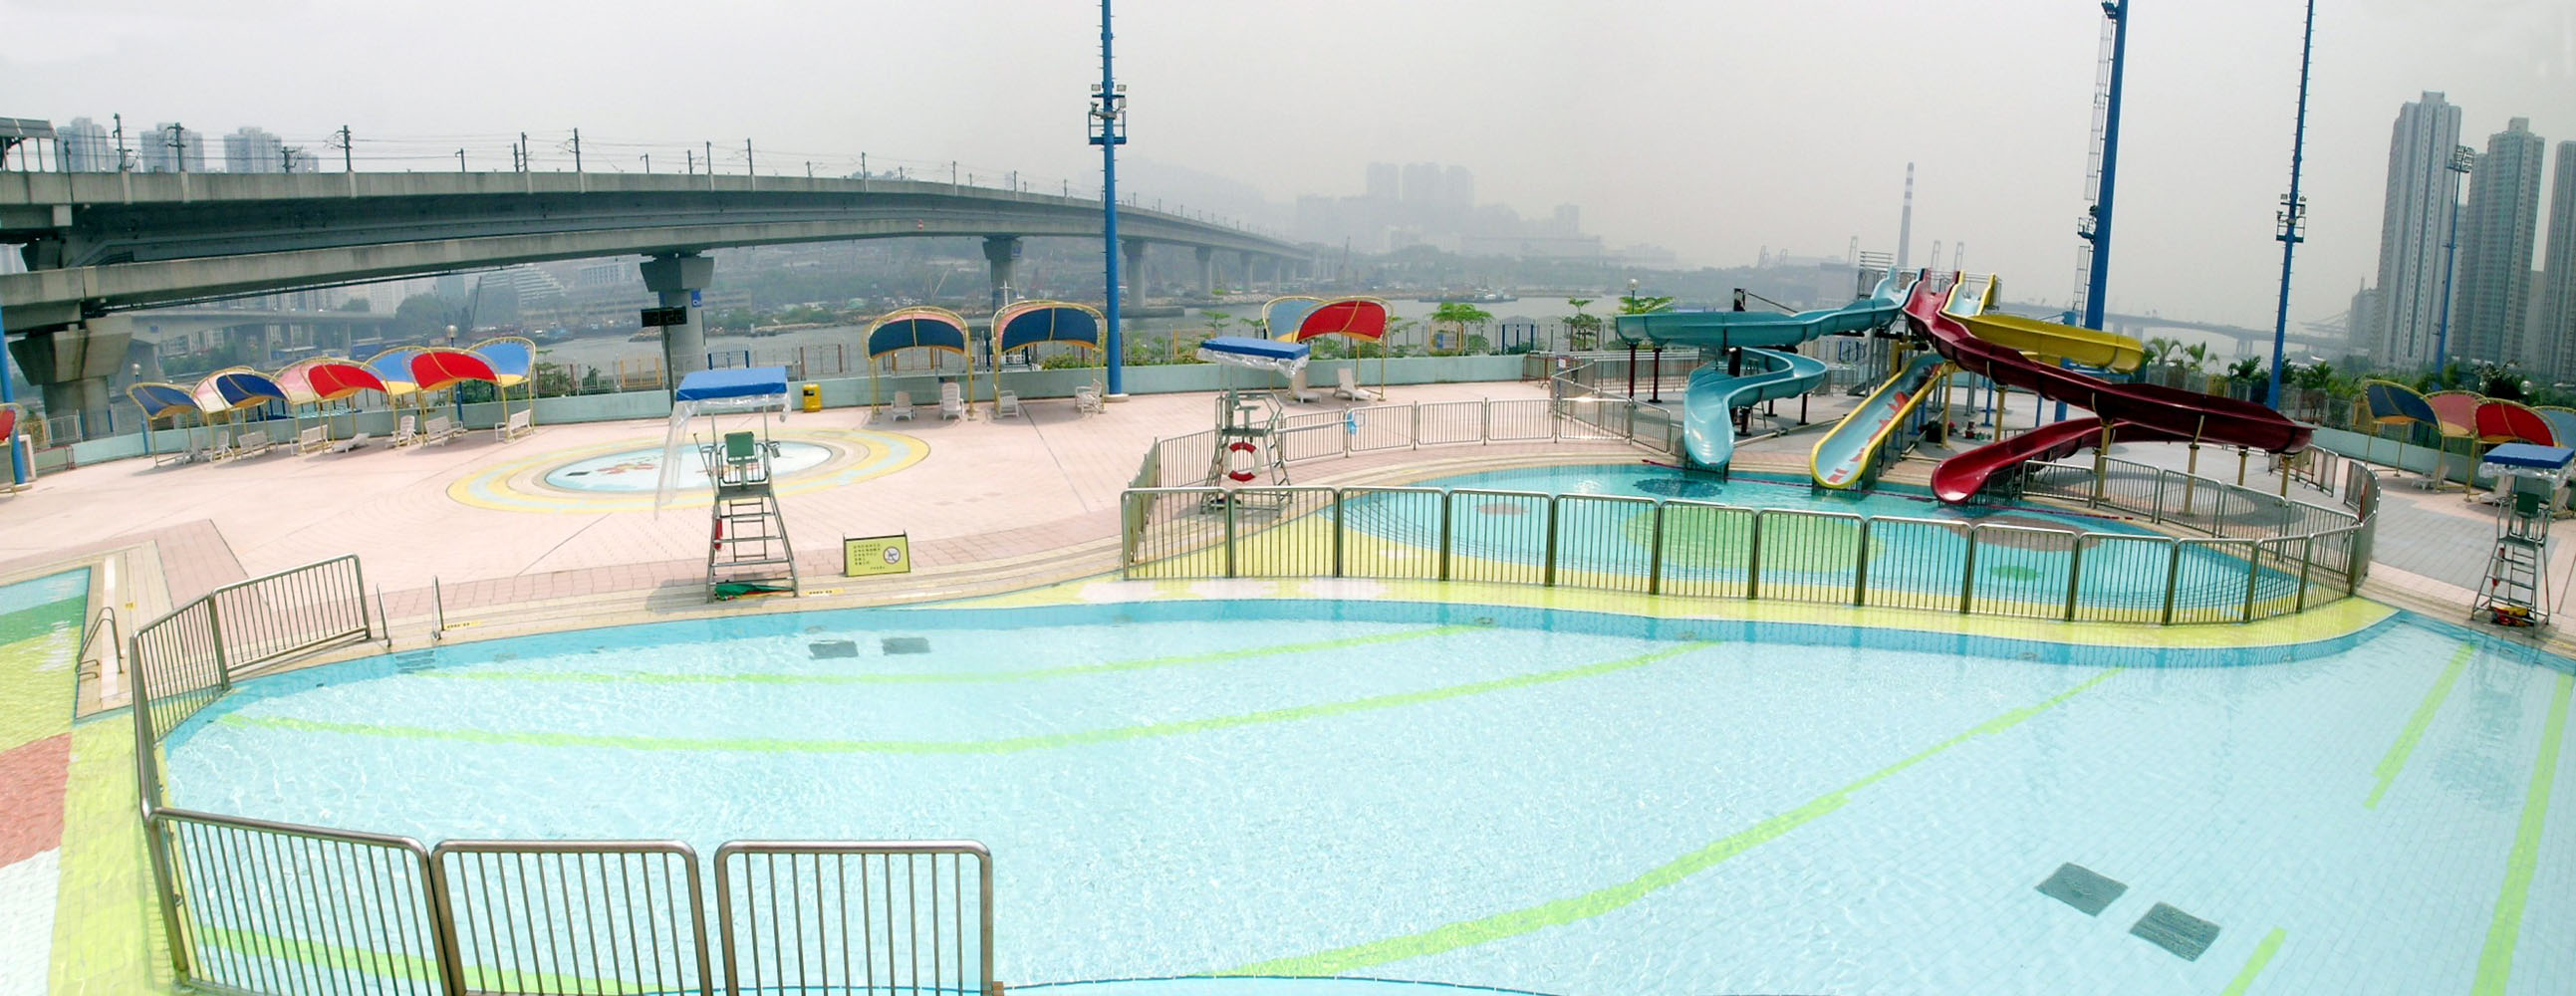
xmin=276 ymin=358 xmax=389 ymax=405
xmin=2474 ymin=398 xmax=2556 ymax=446
xmin=992 ymin=301 xmax=1103 ymax=354
xmin=866 ymin=307 xmax=972 ymax=360
xmin=191 ymin=368 xmax=287 ymax=414
xmin=674 ymin=366 xmax=790 ymax=403
xmin=2424 ymin=391 xmax=2481 ymax=438
xmin=367 ymin=347 xmax=425 ymax=397
xmin=471 ymin=337 xmax=536 ymax=387
xmin=1262 ymin=296 xmax=1324 ymax=341
xmin=409 ymin=348 xmax=501 ymax=392
xmin=2536 ymin=407 xmax=2576 ymax=450
xmin=128 ymin=382 xmax=200 ymax=421
xmin=1196 ymin=336 xmax=1311 ymax=375
xmin=2359 ymin=379 xmax=2437 ymax=426
xmin=0 ymin=404 xmax=19 ymax=441
xmin=2482 ymin=442 xmax=2574 ymax=471
xmin=1281 ymin=297 xmax=1391 ymax=343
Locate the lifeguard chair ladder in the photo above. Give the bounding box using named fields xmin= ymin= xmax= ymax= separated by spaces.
xmin=2469 ymin=442 xmax=2571 ymax=627
xmin=706 ymin=430 xmax=799 ymax=597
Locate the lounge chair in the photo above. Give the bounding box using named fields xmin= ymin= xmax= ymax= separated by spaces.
xmin=393 ymin=414 xmax=417 ymax=447
xmin=886 ymin=391 xmax=916 ymax=421
xmin=233 ymin=428 xmax=274 ymax=458
xmin=424 ymin=415 xmax=457 ymax=446
xmin=939 ymin=381 xmax=966 ymax=420
xmin=1286 ymin=369 xmax=1321 ymax=404
xmin=1335 ymin=366 xmax=1381 ymax=401
xmin=295 ymin=425 xmax=330 ymax=454
xmin=995 ymin=389 xmax=1023 ymax=418
xmin=495 ymin=409 xmax=534 ymax=442
xmin=327 ymin=431 xmax=372 ymax=453
xmin=1075 ymin=381 xmax=1105 ymax=414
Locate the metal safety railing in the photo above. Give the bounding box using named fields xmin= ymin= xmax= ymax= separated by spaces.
xmin=1138 ymin=393 xmax=1670 ymax=488
xmin=1121 ymin=458 xmax=2375 ymax=625
xmin=125 ymin=557 xmax=998 ymax=996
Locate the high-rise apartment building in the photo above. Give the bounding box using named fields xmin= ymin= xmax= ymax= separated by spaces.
xmin=222 ymin=126 xmax=285 ymax=173
xmin=2451 ymin=118 xmax=2546 ymax=367
xmin=58 ymin=118 xmax=114 ymax=171
xmin=2371 ymin=92 xmax=2464 ymax=367
xmin=139 ymin=122 xmax=205 ymax=172
xmin=2541 ymin=141 xmax=2576 ymax=382
xmin=1364 ymin=162 xmax=1399 ymax=202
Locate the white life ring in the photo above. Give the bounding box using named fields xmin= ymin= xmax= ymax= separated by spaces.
xmin=1225 ymin=440 xmax=1259 ymax=483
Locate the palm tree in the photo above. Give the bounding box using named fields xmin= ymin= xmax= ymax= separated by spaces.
xmin=1565 ymin=298 xmax=1601 ymax=351
xmin=1428 ymin=302 xmax=1493 ymax=356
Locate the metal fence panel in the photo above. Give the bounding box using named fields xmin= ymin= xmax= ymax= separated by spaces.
xmin=154 ymin=810 xmax=445 ymax=996
xmin=1554 ymin=397 xmax=1630 ymax=440
xmin=2072 ymin=534 xmax=2175 ymax=623
xmin=1226 ymin=487 xmax=1337 ymax=579
xmin=1486 ymin=399 xmax=1553 ymax=442
xmin=715 ymin=843 xmax=991 ymax=996
xmin=1551 ymin=494 xmax=1656 ymax=593
xmin=1417 ymin=400 xmax=1483 ymax=446
xmin=1445 ymin=489 xmax=1549 ymax=586
xmin=1154 ymin=431 xmax=1217 ymax=490
xmin=1653 ymin=501 xmax=1753 ymax=600
xmin=131 ymin=598 xmax=227 ymax=744
xmin=1277 ymin=413 xmax=1346 ymax=464
xmin=430 ymin=842 xmax=711 ymax=996
xmin=2170 ymin=538 xmax=2259 ymax=623
xmin=1752 ymin=509 xmax=1866 ymax=606
xmin=1120 ymin=488 xmax=1229 ymax=580
xmin=1857 ymin=518 xmax=1966 ymax=614
xmin=1965 ymin=524 xmax=2079 ymax=619
xmin=204 ymin=555 xmax=372 ymax=671
xmin=1345 ymin=403 xmax=1414 ymax=453
xmin=1334 ymin=487 xmax=1445 ymax=581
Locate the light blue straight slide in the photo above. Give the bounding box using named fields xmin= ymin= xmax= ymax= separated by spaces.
xmin=1615 ymin=272 xmax=1915 ymax=471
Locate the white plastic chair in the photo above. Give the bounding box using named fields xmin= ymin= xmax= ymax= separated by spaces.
xmin=393 ymin=414 xmax=417 ymax=446
xmin=886 ymin=391 xmax=916 ymax=421
xmin=938 ymin=381 xmax=966 ymax=420
xmin=1075 ymin=382 xmax=1105 ymax=414
xmin=1287 ymin=369 xmax=1322 ymax=404
xmin=1335 ymin=366 xmax=1380 ymax=401
xmin=995 ymin=389 xmax=1023 ymax=418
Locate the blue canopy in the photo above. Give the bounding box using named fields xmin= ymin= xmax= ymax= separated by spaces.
xmin=994 ymin=302 xmax=1103 ymax=354
xmin=674 ymin=366 xmax=790 ymax=402
xmin=865 ymin=307 xmax=971 ymax=360
xmin=1196 ymin=336 xmax=1310 ymax=375
xmin=128 ymin=382 xmax=200 ymax=421
xmin=2481 ymin=443 xmax=2574 ymax=471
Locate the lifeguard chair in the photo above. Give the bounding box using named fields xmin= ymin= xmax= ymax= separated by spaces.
xmin=657 ymin=368 xmax=799 ymax=601
xmin=2470 ymin=442 xmax=2571 ymax=627
xmin=1193 ymin=336 xmax=1310 ymax=510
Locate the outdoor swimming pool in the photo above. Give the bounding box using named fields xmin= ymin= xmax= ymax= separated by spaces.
xmin=162 ymin=599 xmax=2575 ymax=995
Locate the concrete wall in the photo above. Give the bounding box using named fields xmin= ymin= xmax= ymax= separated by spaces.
xmin=51 ymin=356 xmax=1538 ymax=469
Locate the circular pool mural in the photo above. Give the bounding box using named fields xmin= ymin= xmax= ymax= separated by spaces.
xmin=543 ymin=441 xmax=836 ymax=493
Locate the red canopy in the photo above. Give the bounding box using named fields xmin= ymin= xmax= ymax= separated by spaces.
xmin=2473 ymin=398 xmax=2556 ymax=445
xmin=277 ymin=358 xmax=389 ymax=404
xmin=1285 ymin=298 xmax=1390 ymax=343
xmin=409 ymin=348 xmax=502 ymax=392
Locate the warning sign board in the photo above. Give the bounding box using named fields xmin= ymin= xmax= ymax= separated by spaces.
xmin=843 ymin=534 xmax=912 ymax=577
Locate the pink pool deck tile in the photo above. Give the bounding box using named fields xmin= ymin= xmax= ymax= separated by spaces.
xmin=0 ymin=734 xmax=69 ymax=867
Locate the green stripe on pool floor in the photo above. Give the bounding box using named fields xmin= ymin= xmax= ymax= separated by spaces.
xmin=219 ymin=641 xmax=1718 ymax=755
xmin=2365 ymin=641 xmax=2473 ymax=809
xmin=431 ymin=624 xmax=1482 ymax=685
xmin=2470 ymin=668 xmax=2572 ymax=996
xmin=2219 ymin=927 xmax=2285 ymax=996
xmin=1223 ymin=666 xmax=2123 ymax=977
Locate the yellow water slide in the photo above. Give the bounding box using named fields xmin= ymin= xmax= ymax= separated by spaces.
xmin=1955 ymin=313 xmax=2145 ymax=374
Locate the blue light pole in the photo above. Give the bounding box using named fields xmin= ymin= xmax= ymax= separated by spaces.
xmin=2080 ymin=0 xmax=2130 ymax=335
xmin=2264 ymin=0 xmax=2314 ymax=410
xmin=0 ymin=294 xmax=22 ymax=487
xmin=1089 ymin=0 xmax=1130 ymax=397
xmin=2433 ymin=145 xmax=2472 ymax=369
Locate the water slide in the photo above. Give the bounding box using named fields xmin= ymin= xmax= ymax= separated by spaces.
xmin=1614 ymin=272 xmax=1914 ymax=470
xmin=1912 ymin=273 xmax=2311 ymax=503
xmin=1809 ymin=352 xmax=1948 ymax=488
xmin=1955 ymin=313 xmax=2145 ymax=373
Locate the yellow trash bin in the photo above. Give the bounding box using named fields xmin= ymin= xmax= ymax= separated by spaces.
xmin=800 ymin=382 xmax=823 ymax=412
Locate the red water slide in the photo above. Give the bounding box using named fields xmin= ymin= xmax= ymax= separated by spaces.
xmin=1910 ymin=277 xmax=2311 ymax=504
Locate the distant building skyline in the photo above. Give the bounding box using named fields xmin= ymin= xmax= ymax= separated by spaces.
xmin=2542 ymin=142 xmax=2576 ymax=383
xmin=2370 ymin=92 xmax=2464 ymax=368
xmin=137 ymin=121 xmax=204 ymax=173
xmin=58 ymin=117 xmax=114 ymax=171
xmin=221 ymin=125 xmax=284 ymax=174
xmin=2451 ymin=118 xmax=2546 ymax=370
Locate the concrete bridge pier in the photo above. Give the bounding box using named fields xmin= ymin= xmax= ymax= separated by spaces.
xmin=9 ymin=315 xmax=132 ymax=436
xmin=1237 ymin=252 xmax=1254 ymax=296
xmin=983 ymin=236 xmax=1021 ymax=311
xmin=639 ymin=251 xmax=714 ymax=383
xmin=1193 ymin=247 xmax=1215 ymax=298
xmin=1122 ymin=239 xmax=1150 ymax=302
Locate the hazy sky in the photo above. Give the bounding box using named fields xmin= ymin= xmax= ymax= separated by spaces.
xmin=6 ymin=0 xmax=2570 ymax=330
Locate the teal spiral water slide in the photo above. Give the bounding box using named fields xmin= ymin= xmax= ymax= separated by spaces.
xmin=1613 ymin=272 xmax=1914 ymax=471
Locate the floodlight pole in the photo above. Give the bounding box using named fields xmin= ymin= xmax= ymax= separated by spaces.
xmin=1090 ymin=0 xmax=1130 ymax=397
xmin=2080 ymin=0 xmax=2129 ymax=335
xmin=2264 ymin=0 xmax=2313 ymax=410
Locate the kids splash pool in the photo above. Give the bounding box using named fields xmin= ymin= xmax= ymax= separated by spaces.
xmin=159 ymin=598 xmax=2575 ymax=995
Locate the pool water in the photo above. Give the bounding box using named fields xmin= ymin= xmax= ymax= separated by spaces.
xmin=1336 ymin=464 xmax=2295 ymax=613
xmin=163 ymin=600 xmax=2576 ymax=994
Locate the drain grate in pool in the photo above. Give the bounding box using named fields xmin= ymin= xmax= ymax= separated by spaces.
xmin=392 ymin=651 xmax=438 ymax=673
xmin=808 ymin=640 xmax=860 ymax=659
xmin=2036 ymin=863 xmax=2127 ymax=916
xmin=2130 ymin=902 xmax=2220 ymax=961
xmin=882 ymin=635 xmax=930 ymax=654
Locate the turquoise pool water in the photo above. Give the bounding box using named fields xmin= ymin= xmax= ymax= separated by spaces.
xmin=1337 ymin=464 xmax=2302 ymax=614
xmin=164 ymin=601 xmax=2576 ymax=995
